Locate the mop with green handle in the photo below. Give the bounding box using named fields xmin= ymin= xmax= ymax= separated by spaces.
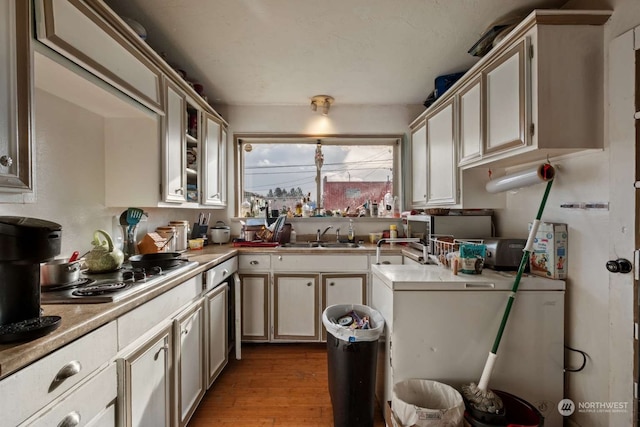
xmin=462 ymin=164 xmax=555 ymax=416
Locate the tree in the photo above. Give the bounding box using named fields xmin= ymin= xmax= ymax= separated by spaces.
xmin=274 ymin=187 xmax=283 ymax=197
xmin=267 ymin=189 xmax=274 ymax=198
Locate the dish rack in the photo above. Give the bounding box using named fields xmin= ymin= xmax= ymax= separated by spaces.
xmin=429 ymin=236 xmax=485 ymax=267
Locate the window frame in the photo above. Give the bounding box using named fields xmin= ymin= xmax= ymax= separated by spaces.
xmin=234 ymin=134 xmax=403 ymax=218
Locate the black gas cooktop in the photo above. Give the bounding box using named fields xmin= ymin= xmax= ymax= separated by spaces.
xmin=40 ymin=260 xmax=199 ymax=304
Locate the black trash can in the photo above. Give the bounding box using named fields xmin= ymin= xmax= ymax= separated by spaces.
xmin=323 ymin=304 xmax=385 ymax=427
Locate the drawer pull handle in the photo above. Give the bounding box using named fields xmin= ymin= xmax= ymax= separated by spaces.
xmin=182 ymin=327 xmax=190 ymax=336
xmin=58 ymin=411 xmax=81 ymax=427
xmin=382 ymin=261 xmax=391 ymax=265
xmin=222 ymin=269 xmax=229 ymax=276
xmin=307 ymin=282 xmax=312 ymax=287
xmin=154 ymin=344 xmax=169 ymax=361
xmin=249 ymin=260 xmax=259 ymax=265
xmin=49 ymin=361 xmax=82 ymax=393
xmin=329 ymin=282 xmax=335 ymax=286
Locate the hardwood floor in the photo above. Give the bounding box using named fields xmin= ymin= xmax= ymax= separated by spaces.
xmin=188 ymin=343 xmax=386 ymax=426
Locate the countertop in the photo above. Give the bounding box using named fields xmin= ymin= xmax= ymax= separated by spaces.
xmin=0 ymin=242 xmax=409 ymax=379
xmin=371 ymin=264 xmax=566 ymax=291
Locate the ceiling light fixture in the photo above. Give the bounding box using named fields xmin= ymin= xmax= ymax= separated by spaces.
xmin=310 ymin=95 xmax=334 ymax=115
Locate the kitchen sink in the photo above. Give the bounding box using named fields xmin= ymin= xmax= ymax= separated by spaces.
xmin=278 ymin=242 xmax=363 ymax=249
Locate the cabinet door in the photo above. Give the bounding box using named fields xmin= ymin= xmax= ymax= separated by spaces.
xmin=321 ymin=274 xmax=366 ymax=340
xmin=458 ymin=76 xmax=482 ymax=165
xmin=483 ymin=39 xmax=527 ymax=155
xmin=174 ymin=300 xmax=205 ymax=427
xmin=206 ymin=284 xmax=228 ymax=388
xmin=274 ymin=274 xmax=319 ymax=341
xmin=0 ymin=0 xmax=32 ymax=196
xmin=410 ymin=121 xmax=427 ymax=207
xmin=426 ymin=98 xmax=457 ymax=205
xmin=219 ymin=126 xmax=228 ymax=206
xmin=240 ymin=274 xmax=269 ymax=341
xmin=163 ymin=81 xmax=186 ymax=203
xmin=120 ymin=326 xmax=172 ymax=427
xmin=202 ymin=113 xmax=222 ymax=205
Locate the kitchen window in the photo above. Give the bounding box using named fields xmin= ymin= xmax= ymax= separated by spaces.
xmin=236 ymin=135 xmax=401 ymax=218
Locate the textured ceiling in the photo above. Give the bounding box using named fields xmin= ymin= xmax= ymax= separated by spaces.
xmin=105 ymin=0 xmax=568 ymax=106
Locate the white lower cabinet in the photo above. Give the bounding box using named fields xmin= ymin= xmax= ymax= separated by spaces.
xmin=321 ymin=274 xmax=366 ymax=340
xmin=174 ymin=299 xmax=206 ymax=427
xmin=25 ymin=363 xmax=117 ymax=427
xmin=119 ymin=326 xmax=173 ymax=427
xmin=240 ymin=273 xmax=270 ymax=341
xmin=273 ymin=273 xmax=319 ymax=341
xmin=206 ymin=283 xmax=228 ymax=387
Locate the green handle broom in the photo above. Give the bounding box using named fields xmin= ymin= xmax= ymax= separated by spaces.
xmin=462 ymin=164 xmax=555 ymax=415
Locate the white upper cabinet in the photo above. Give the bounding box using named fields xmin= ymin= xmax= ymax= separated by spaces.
xmin=458 ymin=76 xmax=482 ymax=165
xmin=164 ymin=80 xmax=187 ymax=203
xmin=410 ymin=121 xmax=427 ymax=207
xmin=0 ymin=0 xmax=33 ymax=201
xmin=33 ymin=0 xmax=162 ymax=113
xmin=483 ymin=40 xmax=527 ymax=156
xmin=202 ymin=114 xmax=222 ymax=206
xmin=426 ymin=98 xmax=457 ymax=206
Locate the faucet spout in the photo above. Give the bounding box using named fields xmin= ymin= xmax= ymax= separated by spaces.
xmin=317 ymin=226 xmax=333 ymax=241
xmin=375 ymin=237 xmax=421 ymax=264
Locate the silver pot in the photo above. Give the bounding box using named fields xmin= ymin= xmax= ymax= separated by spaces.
xmin=41 ymin=259 xmax=82 ymax=286
xmin=210 ymin=221 xmax=231 ymax=244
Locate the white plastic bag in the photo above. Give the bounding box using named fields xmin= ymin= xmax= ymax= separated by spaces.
xmin=392 ymin=379 xmax=464 ymax=427
xmin=322 ymin=304 xmax=384 ymax=342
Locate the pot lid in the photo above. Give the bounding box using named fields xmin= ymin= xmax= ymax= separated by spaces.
xmin=212 ymin=221 xmax=230 ymax=229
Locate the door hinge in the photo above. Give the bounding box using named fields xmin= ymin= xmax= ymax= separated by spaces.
xmin=635 ymin=322 xmax=639 ymax=340
xmin=529 ymin=44 xmax=535 ymax=59
xmin=530 ymin=123 xmax=535 ymax=136
xmin=634 ymin=250 xmax=640 ymax=281
xmin=635 ymin=381 xmax=638 ymax=400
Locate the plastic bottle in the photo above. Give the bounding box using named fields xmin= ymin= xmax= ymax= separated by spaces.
xmin=384 ymin=192 xmax=393 ymax=217
xmin=389 ymin=224 xmax=398 ymax=247
xmin=347 ymin=219 xmax=355 ymax=243
xmin=290 ymin=226 xmax=297 ymax=243
xmin=241 ymin=198 xmax=251 ymax=217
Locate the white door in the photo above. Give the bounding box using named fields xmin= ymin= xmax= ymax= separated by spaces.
xmin=202 ymin=114 xmax=221 ymax=205
xmin=426 ymin=98 xmax=456 ymax=205
xmin=240 ymin=274 xmax=269 ymax=341
xmin=206 ymin=284 xmax=228 ymax=387
xmin=273 ymin=274 xmax=319 ymax=340
xmin=608 ymin=26 xmax=637 ymax=426
xmin=411 ymin=121 xmax=427 ymax=207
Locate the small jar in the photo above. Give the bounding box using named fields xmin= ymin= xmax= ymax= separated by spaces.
xmin=389 ymin=224 xmax=398 ymax=246
xmin=169 ymin=220 xmax=190 ymax=252
xmin=156 ymin=226 xmax=176 ymax=252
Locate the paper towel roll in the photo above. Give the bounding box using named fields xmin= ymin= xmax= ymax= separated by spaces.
xmin=485 ymin=164 xmax=555 ymax=194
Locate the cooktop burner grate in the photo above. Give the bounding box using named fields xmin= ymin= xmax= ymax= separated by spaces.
xmin=72 ymin=282 xmax=131 ymax=296
xmin=41 ymin=278 xmax=96 ymax=292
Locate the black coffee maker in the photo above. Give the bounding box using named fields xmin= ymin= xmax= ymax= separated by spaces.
xmin=0 ymin=216 xmax=62 ymax=342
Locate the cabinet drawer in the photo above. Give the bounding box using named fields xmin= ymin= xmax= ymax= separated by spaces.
xmin=0 ymin=321 xmax=117 ymax=427
xmin=118 ymin=276 xmax=202 ymax=350
xmin=204 ymin=256 xmax=238 ymax=292
xmin=23 ymin=363 xmax=117 ymax=427
xmin=34 ymin=0 xmax=162 ymax=112
xmin=273 ymin=254 xmax=368 ymax=272
xmin=239 ymin=254 xmax=271 ymax=271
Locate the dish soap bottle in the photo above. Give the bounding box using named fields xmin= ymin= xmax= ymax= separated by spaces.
xmin=347 ymin=219 xmax=355 ymax=243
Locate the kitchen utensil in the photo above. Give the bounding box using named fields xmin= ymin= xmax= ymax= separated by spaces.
xmin=159 ymin=234 xmax=175 ymax=251
xmin=462 ymin=170 xmax=555 ymax=416
xmin=210 ymin=220 xmax=231 ymax=244
xmin=128 ymin=252 xmax=188 ymax=270
xmin=68 ymin=251 xmax=80 ymax=263
xmin=85 ymin=229 xmax=124 ymax=273
xmin=126 ymin=208 xmax=144 ymax=232
xmin=41 ymin=259 xmax=82 ymax=286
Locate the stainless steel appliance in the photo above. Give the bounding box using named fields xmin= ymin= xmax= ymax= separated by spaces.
xmin=41 ymin=260 xmax=199 ymax=304
xmin=406 ymin=214 xmax=493 ymax=253
xmin=483 ymin=238 xmax=527 ymax=271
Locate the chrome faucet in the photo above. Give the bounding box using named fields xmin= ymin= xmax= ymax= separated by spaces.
xmin=375 ymin=237 xmax=421 ymax=264
xmin=335 ymin=228 xmax=340 ymax=242
xmin=316 ymin=226 xmax=333 ymax=242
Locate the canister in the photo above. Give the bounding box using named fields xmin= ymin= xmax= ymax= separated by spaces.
xmin=156 ymin=226 xmax=176 ymax=252
xmin=169 ymin=220 xmax=190 ymax=252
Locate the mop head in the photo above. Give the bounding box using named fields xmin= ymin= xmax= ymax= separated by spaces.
xmin=461 ymin=382 xmax=504 ymax=414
